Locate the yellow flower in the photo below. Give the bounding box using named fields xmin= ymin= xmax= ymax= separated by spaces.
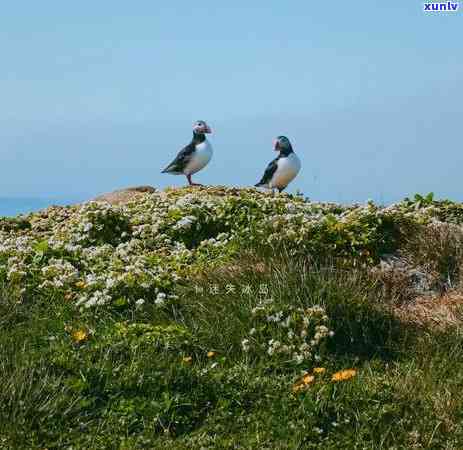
xmin=292 ymin=374 xmax=315 ymax=393
xmin=331 ymin=369 xmax=357 ymax=382
xmin=207 ymin=351 xmax=217 ymax=358
xmin=303 ymin=374 xmax=315 ymax=384
xmin=72 ymin=329 xmax=88 ymax=343
xmin=75 ymin=281 xmax=86 ymax=289
xmin=182 ymin=356 xmax=193 ymax=364
xmin=313 ymin=367 xmax=326 ymax=374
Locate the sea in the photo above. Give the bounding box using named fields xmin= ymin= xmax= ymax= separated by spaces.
xmin=0 ymin=198 xmax=79 ymax=217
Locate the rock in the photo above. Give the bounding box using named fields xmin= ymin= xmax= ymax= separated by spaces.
xmin=91 ymin=186 xmax=156 ymax=205
xmin=376 ymin=253 xmax=437 ymax=298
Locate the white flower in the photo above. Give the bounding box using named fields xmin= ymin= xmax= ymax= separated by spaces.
xmin=135 ymin=298 xmax=145 ymax=306
xmin=241 ymin=339 xmax=250 ymax=352
xmin=83 ymin=222 xmax=93 ymax=232
xmin=155 ymin=293 xmax=166 ymax=306
xmin=175 ymin=215 xmax=196 ymax=230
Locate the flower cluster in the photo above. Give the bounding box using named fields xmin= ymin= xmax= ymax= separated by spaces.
xmin=67 ymin=201 xmax=132 ymax=247
xmin=0 ymin=187 xmax=461 ymax=311
xmin=242 ymin=299 xmax=334 ymax=364
xmin=292 ymin=367 xmax=357 ymax=393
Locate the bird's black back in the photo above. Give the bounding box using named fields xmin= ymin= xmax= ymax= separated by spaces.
xmin=161 ymin=132 xmax=206 ymax=174
xmin=255 ymin=155 xmax=281 ymax=187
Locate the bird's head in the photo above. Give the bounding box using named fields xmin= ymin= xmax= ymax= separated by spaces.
xmin=193 ymin=120 xmax=212 ymax=135
xmin=273 ymin=136 xmax=293 ymax=154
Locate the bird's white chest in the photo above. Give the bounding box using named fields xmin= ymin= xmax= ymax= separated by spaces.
xmin=270 ymin=153 xmax=301 ymax=189
xmin=184 ymin=140 xmax=213 ymax=175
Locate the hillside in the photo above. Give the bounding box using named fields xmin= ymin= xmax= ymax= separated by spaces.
xmin=1 ymin=187 xmax=463 ymax=449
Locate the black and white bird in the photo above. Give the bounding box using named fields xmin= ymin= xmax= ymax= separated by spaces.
xmin=255 ymin=136 xmax=301 ymax=192
xmin=161 ymin=120 xmax=213 ymax=186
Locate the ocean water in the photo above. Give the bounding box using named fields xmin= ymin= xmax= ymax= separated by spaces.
xmin=0 ymin=198 xmax=77 ymax=217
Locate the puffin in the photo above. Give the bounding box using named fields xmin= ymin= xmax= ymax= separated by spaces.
xmin=255 ymin=136 xmax=301 ymax=192
xmin=161 ymin=120 xmax=213 ymax=186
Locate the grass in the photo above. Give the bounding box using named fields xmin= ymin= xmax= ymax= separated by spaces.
xmin=2 ymin=189 xmax=463 ymax=448
xmin=2 ymin=253 xmax=463 ymax=449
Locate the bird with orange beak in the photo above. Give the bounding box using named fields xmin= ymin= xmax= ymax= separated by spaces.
xmin=255 ymin=136 xmax=301 ymax=192
xmin=162 ymin=120 xmax=213 ymax=186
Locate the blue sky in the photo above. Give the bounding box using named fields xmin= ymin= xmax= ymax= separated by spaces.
xmin=0 ymin=1 xmax=462 ymax=203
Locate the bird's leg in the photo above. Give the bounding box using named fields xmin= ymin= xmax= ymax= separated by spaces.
xmin=186 ymin=174 xmax=203 ymax=186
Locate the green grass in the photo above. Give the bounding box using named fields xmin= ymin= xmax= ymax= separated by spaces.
xmin=2 ymin=188 xmax=463 ymax=448
xmin=2 ymin=254 xmax=463 ymax=449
